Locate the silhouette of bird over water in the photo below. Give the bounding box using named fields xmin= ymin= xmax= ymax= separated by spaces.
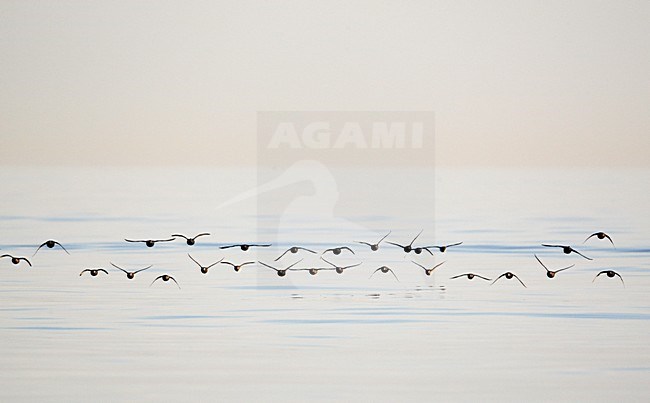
xmin=172 ymin=233 xmax=210 ymax=246
xmin=491 ymin=272 xmax=527 ymax=288
xmin=187 ymin=254 xmax=223 ymax=274
xmin=387 ymin=230 xmax=423 ymax=253
xmin=290 ymin=266 xmax=332 ymax=276
xmin=150 ymin=274 xmax=181 ymax=289
xmin=110 ymin=263 xmax=152 ymax=279
xmin=412 ymin=261 xmax=445 ymax=276
xmin=541 ymin=244 xmax=592 ymax=260
xmin=80 ymin=268 xmax=108 ymax=276
xmin=321 ymin=257 xmax=362 ymax=274
xmin=258 ymin=260 xmax=303 ymax=277
xmin=220 ymin=243 xmax=271 ymax=251
xmin=34 ymin=240 xmax=70 ymax=256
xmin=322 ymin=246 xmax=355 ymax=256
xmin=423 ymin=242 xmax=463 ymax=254
xmin=449 ymin=273 xmax=491 ymax=281
xmin=275 ymin=246 xmax=317 ymax=261
xmin=584 ymin=232 xmax=615 ymax=247
xmin=1 ymin=254 xmax=32 ymax=267
xmin=370 ymin=266 xmax=400 ymax=281
xmin=220 ymin=261 xmax=255 ymax=272
xmin=593 ymin=270 xmax=625 ymax=286
xmin=534 ymin=254 xmax=574 ymax=278
xmin=355 ymin=231 xmax=391 ymax=251
xmin=125 ymin=238 xmax=175 ymax=248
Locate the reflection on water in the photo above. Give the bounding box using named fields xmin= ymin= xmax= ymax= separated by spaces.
xmin=0 ymin=167 xmax=649 ymax=401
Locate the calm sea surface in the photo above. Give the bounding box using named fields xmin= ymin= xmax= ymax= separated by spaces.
xmin=1 ymin=167 xmax=649 ymax=402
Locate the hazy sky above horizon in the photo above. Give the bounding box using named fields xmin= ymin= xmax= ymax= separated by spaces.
xmin=1 ymin=1 xmax=648 ymax=167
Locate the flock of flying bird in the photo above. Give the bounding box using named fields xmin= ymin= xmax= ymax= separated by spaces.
xmin=0 ymin=230 xmax=624 ymax=289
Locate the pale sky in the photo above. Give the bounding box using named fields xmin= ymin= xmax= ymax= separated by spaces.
xmin=1 ymin=0 xmax=648 ymax=167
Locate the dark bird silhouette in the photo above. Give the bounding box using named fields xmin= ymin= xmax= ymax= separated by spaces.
xmin=150 ymin=274 xmax=181 ymax=289
xmin=275 ymin=246 xmax=317 ymax=261
xmin=369 ymin=266 xmax=400 ymax=281
xmin=355 ymin=231 xmax=391 ymax=251
xmin=593 ymin=270 xmax=625 ymax=286
xmin=412 ymin=261 xmax=445 ymax=276
xmin=290 ymin=267 xmax=332 ymax=276
xmin=172 ymin=233 xmax=210 ymax=246
xmin=386 ymin=230 xmax=423 ymax=253
xmin=584 ymin=232 xmax=615 ymax=247
xmin=423 ymin=242 xmax=463 ymax=254
xmin=449 ymin=273 xmax=491 ymax=281
xmin=320 ymin=257 xmax=361 ymax=274
xmin=220 ymin=243 xmax=271 ymax=251
xmin=322 ymin=246 xmax=355 ymax=256
xmin=125 ymin=238 xmax=175 ymax=248
xmin=80 ymin=268 xmax=108 ymax=277
xmin=491 ymin=272 xmax=527 ymax=288
xmin=534 ymin=254 xmax=574 ymax=279
xmin=110 ymin=263 xmax=152 ymax=279
xmin=257 ymin=260 xmax=303 ymax=277
xmin=1 ymin=254 xmax=32 ymax=267
xmin=220 ymin=261 xmax=255 ymax=272
xmin=33 ymin=240 xmax=70 ymax=256
xmin=541 ymin=244 xmax=592 ymax=260
xmin=188 ymin=254 xmax=223 ymax=274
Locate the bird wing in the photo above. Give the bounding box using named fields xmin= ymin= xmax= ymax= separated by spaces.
xmin=570 ymin=248 xmax=592 ymax=260
xmin=187 ymin=254 xmax=202 ymax=267
xmin=511 ymin=273 xmax=527 ymax=288
xmin=33 ymin=243 xmax=47 ymax=256
xmin=275 ymin=249 xmax=291 ymax=261
xmin=134 ymin=265 xmax=153 ymax=273
xmin=110 ymin=263 xmax=128 ymax=273
xmin=54 ymin=242 xmax=70 ymax=254
xmin=257 ymin=261 xmax=278 ymax=271
xmin=534 ymin=254 xmax=550 ymax=272
xmin=387 ymin=268 xmax=400 ymax=282
xmin=491 ymin=273 xmax=508 ymax=285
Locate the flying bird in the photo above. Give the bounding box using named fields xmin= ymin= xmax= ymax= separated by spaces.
xmin=275 ymin=246 xmax=317 ymax=261
xmin=33 ymin=240 xmax=70 ymax=256
xmin=592 ymin=270 xmax=625 ymax=286
xmin=584 ymin=232 xmax=615 ymax=247
xmin=320 ymin=257 xmax=362 ymax=274
xmin=80 ymin=268 xmax=108 ymax=277
xmin=534 ymin=254 xmax=573 ymax=279
xmin=110 ymin=263 xmax=152 ymax=279
xmin=150 ymin=274 xmax=181 ymax=289
xmin=386 ymin=230 xmax=423 ymax=253
xmin=290 ymin=267 xmax=333 ymax=276
xmin=491 ymin=272 xmax=527 ymax=288
xmin=411 ymin=261 xmax=445 ymax=276
xmin=423 ymin=242 xmax=463 ymax=254
xmin=172 ymin=233 xmax=210 ymax=246
xmin=187 ymin=254 xmax=223 ymax=274
xmin=257 ymin=260 xmax=303 ymax=277
xmin=369 ymin=266 xmax=400 ymax=281
xmin=355 ymin=231 xmax=391 ymax=251
xmin=220 ymin=243 xmax=271 ymax=251
xmin=449 ymin=273 xmax=491 ymax=281
xmin=220 ymin=261 xmax=255 ymax=272
xmin=125 ymin=238 xmax=175 ymax=248
xmin=541 ymin=244 xmax=592 ymax=260
xmin=322 ymin=246 xmax=355 ymax=256
xmin=1 ymin=254 xmax=32 ymax=267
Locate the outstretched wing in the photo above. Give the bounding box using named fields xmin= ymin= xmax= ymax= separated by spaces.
xmin=570 ymin=248 xmax=592 ymax=260
xmin=110 ymin=263 xmax=128 ymax=274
